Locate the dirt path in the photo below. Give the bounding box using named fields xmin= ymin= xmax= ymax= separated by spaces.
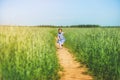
xmin=56 ymin=45 xmax=93 ymax=80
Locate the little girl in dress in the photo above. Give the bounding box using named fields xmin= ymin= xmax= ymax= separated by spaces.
xmin=57 ymin=28 xmax=65 ymax=48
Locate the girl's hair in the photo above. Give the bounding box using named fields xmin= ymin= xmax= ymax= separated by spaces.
xmin=58 ymin=28 xmax=62 ymax=32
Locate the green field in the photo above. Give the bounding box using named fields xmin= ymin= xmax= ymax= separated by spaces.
xmin=0 ymin=27 xmax=120 ymax=80
xmin=0 ymin=27 xmax=59 ymax=80
xmin=64 ymin=28 xmax=120 ymax=80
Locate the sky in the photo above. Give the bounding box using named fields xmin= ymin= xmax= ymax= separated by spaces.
xmin=0 ymin=0 xmax=120 ymax=26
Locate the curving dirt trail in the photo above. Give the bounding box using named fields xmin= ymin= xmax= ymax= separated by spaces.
xmin=56 ymin=45 xmax=93 ymax=80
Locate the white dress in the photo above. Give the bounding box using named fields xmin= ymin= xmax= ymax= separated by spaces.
xmin=57 ymin=32 xmax=65 ymax=45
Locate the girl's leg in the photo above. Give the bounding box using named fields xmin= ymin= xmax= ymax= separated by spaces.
xmin=59 ymin=43 xmax=62 ymax=48
xmin=61 ymin=39 xmax=65 ymax=46
xmin=58 ymin=40 xmax=65 ymax=49
xmin=59 ymin=41 xmax=62 ymax=48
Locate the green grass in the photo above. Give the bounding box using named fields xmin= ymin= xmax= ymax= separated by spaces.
xmin=64 ymin=28 xmax=120 ymax=80
xmin=0 ymin=27 xmax=59 ymax=80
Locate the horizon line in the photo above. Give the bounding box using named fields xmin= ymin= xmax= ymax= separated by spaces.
xmin=0 ymin=24 xmax=120 ymax=27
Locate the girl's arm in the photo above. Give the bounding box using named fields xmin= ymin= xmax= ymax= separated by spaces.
xmin=62 ymin=32 xmax=64 ymax=35
xmin=57 ymin=36 xmax=60 ymax=40
xmin=57 ymin=34 xmax=60 ymax=40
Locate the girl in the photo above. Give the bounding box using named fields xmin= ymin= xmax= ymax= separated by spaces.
xmin=57 ymin=28 xmax=65 ymax=49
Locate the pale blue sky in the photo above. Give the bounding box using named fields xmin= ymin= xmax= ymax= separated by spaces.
xmin=0 ymin=0 xmax=120 ymax=26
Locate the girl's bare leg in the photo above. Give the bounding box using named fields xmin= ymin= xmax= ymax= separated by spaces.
xmin=59 ymin=44 xmax=62 ymax=49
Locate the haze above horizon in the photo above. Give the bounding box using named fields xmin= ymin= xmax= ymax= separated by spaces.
xmin=0 ymin=0 xmax=120 ymax=26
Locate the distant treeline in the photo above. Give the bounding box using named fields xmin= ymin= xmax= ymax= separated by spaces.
xmin=65 ymin=25 xmax=100 ymax=28
xmin=35 ymin=25 xmax=120 ymax=28
xmin=36 ymin=25 xmax=100 ymax=28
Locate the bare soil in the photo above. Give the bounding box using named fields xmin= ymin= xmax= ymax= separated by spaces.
xmin=56 ymin=45 xmax=93 ymax=80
